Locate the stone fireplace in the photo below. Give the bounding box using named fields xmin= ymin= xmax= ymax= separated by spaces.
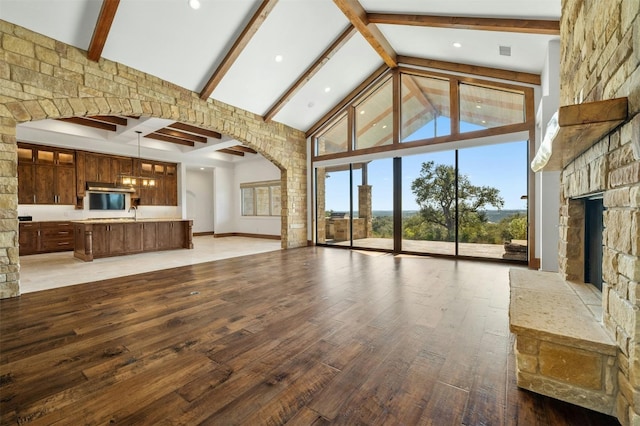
xmin=510 ymin=0 xmax=639 ymax=425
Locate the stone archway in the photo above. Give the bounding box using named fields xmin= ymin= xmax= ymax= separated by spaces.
xmin=0 ymin=21 xmax=308 ymax=298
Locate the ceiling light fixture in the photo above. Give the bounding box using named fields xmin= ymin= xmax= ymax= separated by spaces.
xmin=188 ymin=0 xmax=201 ymax=10
xmin=360 ymin=110 xmax=365 ymax=115
xmin=453 ymin=42 xmax=462 ymax=48
xmin=275 ymin=55 xmax=283 ymax=63
xmin=324 ymin=87 xmax=331 ymax=93
xmin=119 ymin=131 xmax=156 ymax=190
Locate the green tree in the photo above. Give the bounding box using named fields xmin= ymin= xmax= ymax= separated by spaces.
xmin=410 ymin=161 xmax=504 ymax=241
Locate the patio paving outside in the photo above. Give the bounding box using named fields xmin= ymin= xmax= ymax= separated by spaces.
xmin=330 ymin=237 xmax=526 ymax=261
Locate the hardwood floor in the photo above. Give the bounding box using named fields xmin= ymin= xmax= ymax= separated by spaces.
xmin=0 ymin=247 xmax=620 ymax=425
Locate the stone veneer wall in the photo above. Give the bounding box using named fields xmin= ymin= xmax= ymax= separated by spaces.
xmin=559 ymin=0 xmax=640 ymax=424
xmin=0 ymin=21 xmax=308 ymax=299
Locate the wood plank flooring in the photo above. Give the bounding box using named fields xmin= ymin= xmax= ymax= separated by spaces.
xmin=0 ymin=247 xmax=620 ymax=425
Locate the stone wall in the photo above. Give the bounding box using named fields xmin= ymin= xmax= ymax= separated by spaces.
xmin=0 ymin=20 xmax=308 ymax=298
xmin=559 ymin=0 xmax=640 ymax=424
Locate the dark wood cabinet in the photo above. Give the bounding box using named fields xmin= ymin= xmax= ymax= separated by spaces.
xmin=134 ymin=159 xmax=177 ymax=206
xmin=19 ymin=221 xmax=74 ymax=255
xmin=125 ymin=223 xmax=143 ymax=253
xmin=18 ymin=222 xmax=39 ymax=255
xmin=142 ymin=222 xmax=157 ymax=251
xmin=84 ymin=153 xmax=112 ymax=183
xmin=18 ymin=143 xmax=176 ymax=207
xmin=74 ymin=220 xmax=192 ymax=261
xmin=17 ymin=143 xmax=76 ymax=205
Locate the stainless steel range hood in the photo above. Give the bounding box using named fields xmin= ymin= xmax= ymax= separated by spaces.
xmin=86 ymin=181 xmax=136 ymax=193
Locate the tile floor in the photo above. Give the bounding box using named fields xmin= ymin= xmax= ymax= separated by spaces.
xmin=18 ymin=236 xmax=282 ymax=293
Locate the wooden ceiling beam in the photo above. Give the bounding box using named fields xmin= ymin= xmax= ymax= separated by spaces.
xmin=145 ymin=133 xmax=195 ymax=147
xmin=333 ymin=0 xmax=397 ymax=68
xmin=264 ymin=26 xmax=357 ymax=122
xmin=219 ymin=148 xmax=245 ymax=157
xmin=199 ymin=0 xmax=279 ymax=100
xmin=87 ymin=0 xmax=120 ymax=61
xmin=398 ymin=56 xmax=541 ymax=86
xmin=168 ymin=122 xmax=221 ymax=139
xmin=230 ymin=145 xmax=257 ymax=154
xmin=155 ymin=128 xmax=207 ymax=144
xmin=58 ymin=117 xmax=116 ymax=132
xmin=368 ymin=13 xmax=560 ymax=35
xmin=88 ymin=115 xmax=128 ymax=126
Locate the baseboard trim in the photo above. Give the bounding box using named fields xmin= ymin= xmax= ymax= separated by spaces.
xmin=193 ymin=232 xmax=215 ymax=237
xmin=214 ymin=232 xmax=281 ymax=240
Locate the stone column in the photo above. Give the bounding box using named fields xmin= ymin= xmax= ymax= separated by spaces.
xmin=358 ymin=185 xmax=372 ymax=238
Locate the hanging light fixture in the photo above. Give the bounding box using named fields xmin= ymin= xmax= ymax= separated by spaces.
xmin=119 ymin=131 xmax=156 ymax=189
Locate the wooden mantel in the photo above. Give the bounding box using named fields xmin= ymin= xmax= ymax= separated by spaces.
xmin=536 ymin=97 xmax=628 ymax=171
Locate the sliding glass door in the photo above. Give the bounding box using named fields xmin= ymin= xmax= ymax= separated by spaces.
xmin=402 ymin=151 xmax=456 ymax=255
xmin=314 ymin=141 xmax=528 ymax=262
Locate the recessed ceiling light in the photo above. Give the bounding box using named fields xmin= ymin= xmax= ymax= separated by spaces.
xmin=275 ymin=55 xmax=283 ymax=63
xmin=453 ymin=42 xmax=462 ymax=48
xmin=188 ymin=0 xmax=201 ymax=10
xmin=200 ymin=167 xmax=205 ymax=170
xmin=481 ymin=120 xmax=486 ymax=124
xmin=324 ymin=87 xmax=331 ymax=93
xmin=476 ymin=104 xmax=482 ymax=109
xmin=360 ymin=110 xmax=365 ymax=115
xmin=382 ymin=125 xmax=387 ymax=129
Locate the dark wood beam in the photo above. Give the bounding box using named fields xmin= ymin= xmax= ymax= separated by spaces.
xmin=368 ymin=14 xmax=560 ymax=35
xmin=264 ymin=26 xmax=357 ymax=122
xmin=87 ymin=0 xmax=120 ymax=62
xmin=58 ymin=117 xmax=116 ymax=132
xmin=88 ymin=115 xmax=128 ymax=126
xmin=156 ymin=128 xmax=207 ymax=144
xmin=398 ymin=56 xmax=541 ymax=86
xmin=219 ymin=148 xmax=245 ymax=156
xmin=168 ymin=122 xmax=222 ymax=139
xmin=199 ymin=0 xmax=279 ymax=100
xmin=145 ymin=133 xmax=195 ymax=147
xmin=230 ymin=145 xmax=257 ymax=154
xmin=332 ymin=0 xmax=397 ymax=68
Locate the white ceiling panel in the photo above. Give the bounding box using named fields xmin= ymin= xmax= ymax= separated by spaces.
xmin=381 ymin=25 xmax=559 ymax=74
xmin=274 ymin=34 xmax=383 ymax=132
xmin=359 ymin=0 xmax=560 ymax=19
xmin=102 ymin=0 xmax=260 ymax=92
xmin=211 ymin=0 xmax=349 ymax=117
xmin=0 ymin=0 xmax=101 ymax=49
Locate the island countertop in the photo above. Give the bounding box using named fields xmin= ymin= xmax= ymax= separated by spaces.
xmin=72 ymin=217 xmax=184 ymax=224
xmin=73 ymin=219 xmax=193 ymax=261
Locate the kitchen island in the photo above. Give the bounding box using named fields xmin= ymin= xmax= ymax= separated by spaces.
xmin=73 ymin=219 xmax=193 ymax=262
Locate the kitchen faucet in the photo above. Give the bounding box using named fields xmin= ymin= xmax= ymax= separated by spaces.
xmin=129 ymin=205 xmax=138 ymax=221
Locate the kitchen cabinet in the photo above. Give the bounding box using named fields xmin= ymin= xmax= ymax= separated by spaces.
xmin=77 ymin=152 xmax=133 ymax=197
xmin=73 ymin=220 xmax=192 ymax=261
xmin=18 ymin=222 xmax=39 ymax=255
xmin=133 ymin=159 xmax=177 ymax=206
xmin=142 ymin=222 xmax=158 ymax=251
xmin=19 ymin=221 xmax=74 ymax=255
xmin=17 ymin=143 xmax=76 ymax=205
xmin=88 ymin=223 xmax=126 ymax=257
xmin=157 ymin=221 xmax=186 ymax=250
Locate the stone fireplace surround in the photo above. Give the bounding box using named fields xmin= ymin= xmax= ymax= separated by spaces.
xmin=510 ymin=112 xmax=640 ymax=425
xmin=508 ymin=1 xmax=640 ymax=424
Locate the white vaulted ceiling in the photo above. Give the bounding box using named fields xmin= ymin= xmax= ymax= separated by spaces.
xmin=0 ymin=0 xmax=560 ymax=165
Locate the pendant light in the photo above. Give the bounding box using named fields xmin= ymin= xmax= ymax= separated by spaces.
xmin=119 ymin=131 xmax=156 ymax=189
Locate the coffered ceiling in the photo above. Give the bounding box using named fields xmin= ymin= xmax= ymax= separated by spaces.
xmin=0 ymin=0 xmax=560 ymax=166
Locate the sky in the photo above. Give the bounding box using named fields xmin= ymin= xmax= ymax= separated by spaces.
xmin=322 ymin=120 xmax=529 ymax=212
